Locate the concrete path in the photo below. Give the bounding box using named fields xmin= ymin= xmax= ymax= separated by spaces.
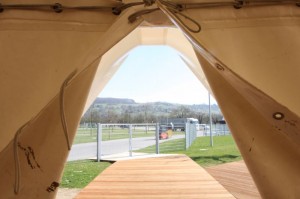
xmin=67 ymin=135 xmax=184 ymax=161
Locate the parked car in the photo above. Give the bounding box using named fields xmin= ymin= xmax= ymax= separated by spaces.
xmin=159 ymin=125 xmax=169 ymax=139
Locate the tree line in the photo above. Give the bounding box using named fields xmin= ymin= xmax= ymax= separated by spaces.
xmin=80 ymin=103 xmax=223 ymax=125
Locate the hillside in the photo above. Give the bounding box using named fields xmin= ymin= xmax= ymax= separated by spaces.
xmin=94 ymin=97 xmax=136 ymax=104
xmin=81 ymin=97 xmax=222 ymax=124
xmin=91 ymin=98 xmax=220 ymax=113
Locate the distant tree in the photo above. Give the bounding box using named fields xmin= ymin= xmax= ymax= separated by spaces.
xmin=202 ymin=114 xmax=210 ymax=124
xmin=79 ymin=97 xmax=222 ymax=125
xmin=133 ymin=113 xmax=144 ymax=123
xmin=147 ymin=113 xmax=157 ymax=123
xmin=193 ymin=111 xmax=208 ymax=124
xmin=143 ymin=104 xmax=152 ymax=123
xmin=169 ymin=106 xmax=192 ymax=118
xmin=102 ymin=107 xmax=118 ymax=123
xmin=80 ymin=106 xmax=100 ymax=123
xmin=90 ymin=108 xmax=100 ymax=123
xmin=211 ymin=113 xmax=223 ymax=124
xmin=121 ymin=109 xmax=132 ymax=123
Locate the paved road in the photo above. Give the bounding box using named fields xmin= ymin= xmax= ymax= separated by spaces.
xmin=67 ymin=135 xmax=184 ymax=161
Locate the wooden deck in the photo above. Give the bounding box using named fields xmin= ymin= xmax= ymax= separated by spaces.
xmin=206 ymin=161 xmax=261 ymax=199
xmin=75 ymin=155 xmax=234 ymax=199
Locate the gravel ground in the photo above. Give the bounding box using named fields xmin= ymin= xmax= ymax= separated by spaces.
xmin=56 ymin=188 xmax=81 ymax=199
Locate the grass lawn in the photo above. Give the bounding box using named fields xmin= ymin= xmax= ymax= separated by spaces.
xmin=137 ymin=138 xmax=186 ymax=153
xmin=62 ymin=135 xmax=241 ymax=188
xmin=137 ymin=135 xmax=242 ymax=167
xmin=181 ymin=136 xmax=242 ymax=167
xmin=61 ymin=160 xmax=111 ymax=188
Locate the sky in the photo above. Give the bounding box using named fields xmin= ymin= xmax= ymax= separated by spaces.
xmin=98 ymin=45 xmax=217 ymax=105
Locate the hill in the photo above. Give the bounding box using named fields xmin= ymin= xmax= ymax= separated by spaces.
xmin=81 ymin=98 xmax=222 ymax=124
xmin=94 ymin=97 xmax=136 ymax=104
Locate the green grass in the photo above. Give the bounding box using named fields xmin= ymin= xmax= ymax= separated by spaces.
xmin=138 ymin=135 xmax=242 ymax=167
xmin=61 ymin=160 xmax=111 ymax=188
xmin=181 ymin=136 xmax=242 ymax=167
xmin=137 ymin=138 xmax=186 ymax=153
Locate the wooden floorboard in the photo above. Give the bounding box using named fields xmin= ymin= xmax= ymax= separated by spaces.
xmin=75 ymin=155 xmax=234 ymax=199
xmin=206 ymin=161 xmax=261 ymax=199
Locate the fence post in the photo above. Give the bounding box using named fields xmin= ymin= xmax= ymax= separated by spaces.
xmin=97 ymin=123 xmax=102 ymax=162
xmin=209 ymin=93 xmax=214 ymax=147
xmin=109 ymin=127 xmax=111 ymax=140
xmin=129 ymin=124 xmax=133 ymax=157
xmin=185 ymin=123 xmax=189 ymax=149
xmin=193 ymin=124 xmax=197 ymax=140
xmin=155 ymin=123 xmax=159 ymax=154
xmin=188 ymin=123 xmax=193 ymax=148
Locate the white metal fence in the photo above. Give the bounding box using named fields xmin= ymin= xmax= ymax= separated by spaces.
xmin=185 ymin=123 xmax=197 ymax=149
xmin=69 ymin=123 xmax=231 ymax=161
xmin=95 ymin=123 xmax=199 ymax=161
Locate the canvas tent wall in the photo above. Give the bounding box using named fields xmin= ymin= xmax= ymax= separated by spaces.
xmin=0 ymin=0 xmax=300 ymax=198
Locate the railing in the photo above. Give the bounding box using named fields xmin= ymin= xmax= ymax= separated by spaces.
xmin=96 ymin=123 xmax=158 ymax=161
xmin=94 ymin=123 xmax=200 ymax=161
xmin=185 ymin=123 xmax=197 ymax=149
xmin=203 ymin=123 xmax=231 ymax=136
xmin=69 ymin=123 xmax=232 ymax=161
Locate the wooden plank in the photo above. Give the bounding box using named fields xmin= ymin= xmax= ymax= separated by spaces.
xmin=206 ymin=161 xmax=261 ymax=199
xmin=75 ymin=155 xmax=234 ymax=199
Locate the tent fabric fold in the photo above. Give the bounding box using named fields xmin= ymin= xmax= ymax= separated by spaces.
xmin=1 ymin=0 xmax=300 ymax=198
xmin=158 ymin=1 xmax=300 ymax=198
xmin=0 ymin=3 xmax=143 ymax=198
